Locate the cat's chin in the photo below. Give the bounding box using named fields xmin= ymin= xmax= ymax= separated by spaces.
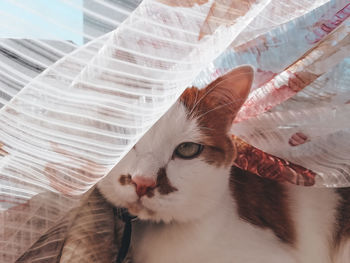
xmin=127 ymin=201 xmax=154 ymax=217
xmin=126 ymin=201 xmax=174 ymax=223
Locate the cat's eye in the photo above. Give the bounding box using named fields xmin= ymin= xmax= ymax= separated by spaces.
xmin=174 ymin=142 xmax=203 ymax=159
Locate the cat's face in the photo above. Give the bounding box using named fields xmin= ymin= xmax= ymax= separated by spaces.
xmin=98 ymin=66 xmax=253 ymax=223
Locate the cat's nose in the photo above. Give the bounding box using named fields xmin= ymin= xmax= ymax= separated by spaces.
xmin=131 ymin=176 xmax=156 ymax=197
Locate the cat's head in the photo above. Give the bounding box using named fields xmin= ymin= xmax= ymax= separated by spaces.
xmin=98 ymin=66 xmax=254 ymax=223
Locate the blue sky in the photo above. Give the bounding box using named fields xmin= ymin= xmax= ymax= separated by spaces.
xmin=0 ymin=0 xmax=83 ymax=45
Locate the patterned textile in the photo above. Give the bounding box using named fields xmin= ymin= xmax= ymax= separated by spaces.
xmin=0 ymin=0 xmax=349 ymax=261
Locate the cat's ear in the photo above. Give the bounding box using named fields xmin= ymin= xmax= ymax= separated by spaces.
xmin=204 ymin=65 xmax=253 ymax=119
xmin=181 ymin=65 xmax=253 ymax=132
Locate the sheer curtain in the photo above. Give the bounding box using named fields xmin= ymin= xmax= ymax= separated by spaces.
xmin=0 ymin=0 xmax=349 ymax=261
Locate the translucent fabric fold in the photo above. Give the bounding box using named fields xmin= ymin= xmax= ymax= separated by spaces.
xmin=0 ymin=0 xmax=269 ymax=261
xmin=0 ymin=0 xmax=349 ymax=261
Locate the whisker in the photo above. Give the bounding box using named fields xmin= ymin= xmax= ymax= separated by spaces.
xmin=187 ymin=71 xmax=251 ymax=116
xmin=197 ymin=126 xmax=215 ymax=131
xmin=189 ymin=88 xmax=200 ymax=115
xmin=188 ymin=84 xmax=218 ymax=116
xmin=195 ymin=100 xmax=239 ymax=120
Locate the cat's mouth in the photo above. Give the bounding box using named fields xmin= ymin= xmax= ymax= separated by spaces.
xmin=126 ymin=200 xmax=156 ymax=219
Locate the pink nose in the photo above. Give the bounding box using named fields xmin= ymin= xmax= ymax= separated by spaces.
xmin=131 ymin=176 xmax=156 ymax=197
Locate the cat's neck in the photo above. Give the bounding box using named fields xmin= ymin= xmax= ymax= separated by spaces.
xmin=131 ymin=180 xmax=295 ymax=263
xmin=131 ymin=184 xmax=236 ymax=262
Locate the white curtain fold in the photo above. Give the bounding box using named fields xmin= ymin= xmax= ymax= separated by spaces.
xmin=0 ymin=0 xmax=349 ymax=261
xmin=0 ymin=0 xmax=269 ymax=261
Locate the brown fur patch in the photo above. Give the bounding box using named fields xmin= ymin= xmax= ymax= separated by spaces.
xmin=180 ymin=86 xmax=236 ymax=167
xmin=230 ymin=166 xmax=296 ymax=245
xmin=119 ymin=174 xmax=132 ymax=185
xmin=145 ymin=188 xmax=155 ymax=198
xmin=156 ymin=168 xmax=178 ymax=195
xmin=335 ymin=188 xmax=350 ymax=244
xmin=180 ymin=67 xmax=252 ymax=167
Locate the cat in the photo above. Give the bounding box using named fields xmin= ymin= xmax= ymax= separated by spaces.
xmin=98 ymin=66 xmax=350 ymax=263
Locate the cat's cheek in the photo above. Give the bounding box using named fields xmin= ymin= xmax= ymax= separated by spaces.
xmin=97 ymin=174 xmax=139 ymax=208
xmin=164 ymin=161 xmax=194 ymax=196
xmin=155 ymin=161 xmax=207 ymax=221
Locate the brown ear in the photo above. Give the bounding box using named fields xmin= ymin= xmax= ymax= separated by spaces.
xmin=181 ymin=65 xmax=254 ymax=132
xmin=206 ymin=65 xmax=253 ymax=117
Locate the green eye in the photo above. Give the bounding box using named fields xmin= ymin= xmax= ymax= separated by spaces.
xmin=174 ymin=142 xmax=203 ymax=159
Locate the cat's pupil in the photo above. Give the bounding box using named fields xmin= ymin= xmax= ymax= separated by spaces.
xmin=174 ymin=142 xmax=203 ymax=159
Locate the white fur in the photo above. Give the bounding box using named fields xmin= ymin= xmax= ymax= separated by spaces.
xmin=287 ymin=185 xmax=340 ymax=263
xmin=334 ymin=240 xmax=350 ymax=263
xmin=98 ymin=101 xmax=345 ymax=263
xmin=132 ymin=189 xmax=296 ymax=263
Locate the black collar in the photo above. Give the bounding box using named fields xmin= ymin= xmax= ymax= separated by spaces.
xmin=114 ymin=207 xmax=137 ymax=263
